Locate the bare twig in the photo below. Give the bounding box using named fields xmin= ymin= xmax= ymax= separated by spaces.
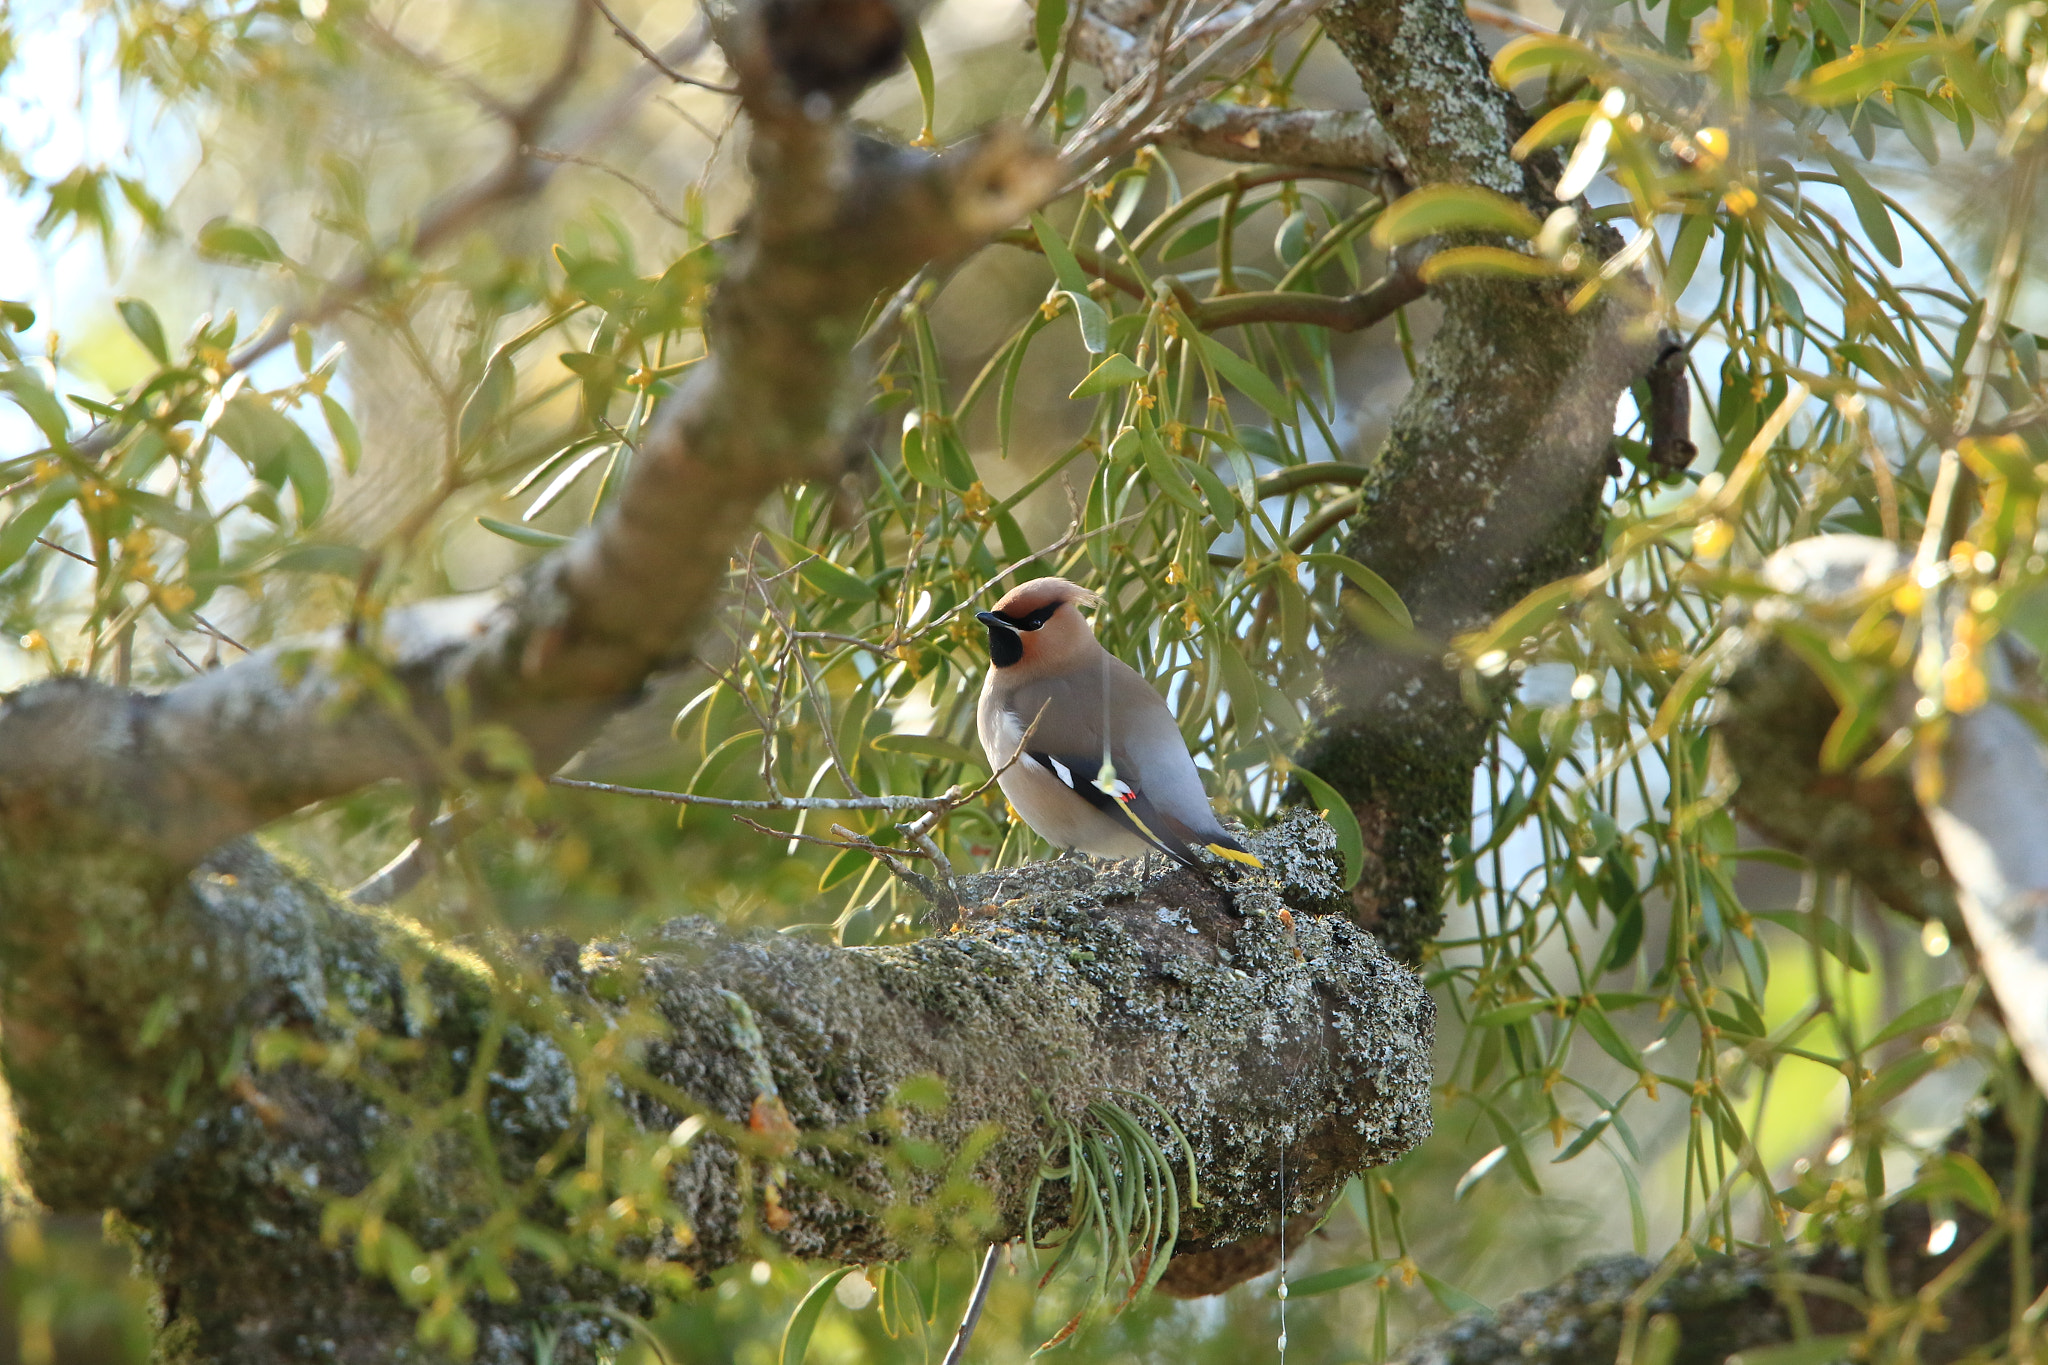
xmin=548 ymin=776 xmax=953 ymax=814
xmin=1463 ymin=0 xmax=1555 ymax=33
xmin=524 ymin=147 xmax=692 ymax=229
xmin=589 ymin=0 xmax=738 ymax=92
xmin=361 ymin=16 xmax=518 ymax=121
xmin=942 ymin=1244 xmax=1004 ymax=1365
xmin=210 ymin=4 xmax=711 ymax=380
xmin=190 ymin=613 xmax=250 ymax=655
xmin=1001 ymin=221 xmax=1425 ymax=333
xmin=730 ymin=813 xmax=930 ymax=859
xmin=345 ymin=805 xmax=480 ymax=906
xmin=34 ymin=536 xmax=92 ymax=566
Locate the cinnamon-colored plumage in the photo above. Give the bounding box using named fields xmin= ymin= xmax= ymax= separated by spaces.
xmin=975 ymin=577 xmax=1260 ymax=869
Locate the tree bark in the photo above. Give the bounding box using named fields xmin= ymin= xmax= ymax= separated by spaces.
xmin=1298 ymin=0 xmax=1654 ymax=963
xmin=1 ymin=798 xmax=1429 ymax=1361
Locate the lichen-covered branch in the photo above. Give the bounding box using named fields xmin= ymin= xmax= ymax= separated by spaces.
xmin=1391 ymin=1102 xmax=2046 ymax=1365
xmin=1297 ymin=0 xmax=1653 ymax=962
xmin=1 ymin=806 xmax=1430 ymax=1361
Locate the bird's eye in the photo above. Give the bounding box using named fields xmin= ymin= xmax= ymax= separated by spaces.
xmin=1019 ymin=604 xmax=1060 ymax=630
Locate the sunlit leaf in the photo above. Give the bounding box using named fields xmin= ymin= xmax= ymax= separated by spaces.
xmin=1372 ymin=185 xmax=1543 ymax=247
xmin=779 ymin=1267 xmax=857 ymax=1365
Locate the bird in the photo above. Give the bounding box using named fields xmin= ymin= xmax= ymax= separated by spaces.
xmin=975 ymin=576 xmax=1263 ymax=871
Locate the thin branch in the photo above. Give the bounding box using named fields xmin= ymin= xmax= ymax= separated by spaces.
xmin=1170 ymin=104 xmax=1407 ymax=176
xmin=360 ymin=16 xmax=517 ymax=121
xmin=1255 ymin=463 xmax=1368 ymax=499
xmin=548 ymin=777 xmax=952 ymax=814
xmin=1463 ymin=0 xmax=1555 ymax=33
xmin=999 ymin=227 xmax=1426 ymax=334
xmin=34 ymin=535 xmax=92 ymax=566
xmin=1168 ymin=266 xmax=1427 ymax=332
xmin=588 ymin=0 xmax=738 ymax=92
xmin=211 ymin=7 xmax=713 ymax=380
xmin=524 ymin=146 xmax=692 ymax=229
xmin=942 ymin=1244 xmax=1004 ymax=1365
xmin=729 ymin=813 xmax=930 ymax=859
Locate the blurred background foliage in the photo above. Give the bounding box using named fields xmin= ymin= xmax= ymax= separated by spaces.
xmin=4 ymin=0 xmax=2048 ymax=1359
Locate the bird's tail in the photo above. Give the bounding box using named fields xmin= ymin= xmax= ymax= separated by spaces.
xmin=1201 ymin=832 xmax=1263 ymax=869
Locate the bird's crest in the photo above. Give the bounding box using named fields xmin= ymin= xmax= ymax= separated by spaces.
xmin=992 ymin=576 xmax=1100 ymax=616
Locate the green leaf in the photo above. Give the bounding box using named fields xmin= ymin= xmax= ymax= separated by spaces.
xmin=1906 ymin=1152 xmax=2002 ymax=1217
xmin=284 ymin=432 xmax=331 ymax=525
xmin=1306 ymin=552 xmax=1413 ymax=630
xmin=117 ymin=298 xmax=170 ymax=363
xmin=1030 ymin=213 xmax=1107 ymax=353
xmin=1132 ymin=428 xmax=1209 ymax=514
xmin=1471 ymin=1000 xmax=1553 ymax=1027
xmin=1283 ymin=1258 xmax=1394 ymax=1298
xmin=0 ymin=481 xmax=75 ymax=573
xmin=459 ymin=354 xmax=516 ymax=450
xmin=320 ymin=394 xmax=362 ymax=474
xmin=1069 ymin=354 xmax=1149 ymax=399
xmin=1289 ymin=765 xmax=1364 ymax=888
xmin=1162 ymin=196 xmax=1273 ymax=261
xmin=780 ymin=1267 xmax=857 ymax=1365
xmin=1029 ymin=215 xmax=1088 ymax=295
xmin=1419 ymin=245 xmax=1562 ymax=282
xmin=0 ymin=371 xmax=70 ymax=446
xmin=900 ymin=415 xmax=948 ymax=488
xmin=1790 ymin=39 xmax=1941 ymax=106
xmin=1726 ymin=1336 xmax=1858 ymax=1365
xmin=272 ymin=541 xmax=369 ymax=577
xmin=1867 ymin=985 xmax=1965 ymax=1049
xmin=1190 ymin=332 xmax=1293 ymax=423
xmin=1371 ymin=185 xmax=1543 ymax=247
xmin=1576 ymin=1005 xmax=1644 ymax=1070
xmin=1491 ymin=32 xmax=1608 ymax=85
xmin=903 ymin=23 xmax=937 ymax=143
xmin=798 ymin=553 xmax=879 ymax=603
xmin=871 ymin=733 xmax=985 ymax=768
xmin=477 ymin=516 xmax=571 ymax=548
xmin=1664 ymin=210 xmax=1715 ymax=300
xmin=1417 ymin=1270 xmax=1489 ymax=1316
xmin=1751 ymin=909 xmax=1871 ymax=972
xmin=1512 ymin=100 xmax=1599 ymax=158
xmin=1821 ymin=149 xmax=1902 ymax=267
xmin=1033 ymin=0 xmax=1067 ymax=70
xmin=1188 ymin=459 xmax=1238 ymax=530
xmin=196 ymin=215 xmax=283 ymax=265
xmin=876 ymin=1263 xmax=926 ymax=1340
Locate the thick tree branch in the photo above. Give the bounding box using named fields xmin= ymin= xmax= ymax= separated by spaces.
xmin=0 ymin=1 xmax=1058 ymax=870
xmin=1391 ymin=1101 xmax=2045 ymax=1364
xmin=0 ymin=808 xmax=1431 ymax=1361
xmin=1298 ymin=0 xmax=1653 ymax=962
xmin=1170 ymin=103 xmax=1407 ymax=173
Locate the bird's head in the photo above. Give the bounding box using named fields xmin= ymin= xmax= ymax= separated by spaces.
xmin=976 ymin=577 xmax=1100 ymax=672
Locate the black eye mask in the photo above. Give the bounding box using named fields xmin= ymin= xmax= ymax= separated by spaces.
xmin=976 ymin=602 xmax=1062 ymax=667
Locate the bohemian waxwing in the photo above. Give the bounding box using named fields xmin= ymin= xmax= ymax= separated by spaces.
xmin=975 ymin=577 xmax=1262 ymax=870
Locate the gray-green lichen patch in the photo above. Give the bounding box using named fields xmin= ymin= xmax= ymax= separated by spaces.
xmin=4 ymin=806 xmax=1431 ymax=1359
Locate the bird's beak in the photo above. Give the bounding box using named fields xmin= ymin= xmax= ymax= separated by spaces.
xmin=975 ymin=611 xmax=1015 ymax=633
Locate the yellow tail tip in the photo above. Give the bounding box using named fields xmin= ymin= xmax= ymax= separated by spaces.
xmin=1207 ymin=844 xmax=1263 ymax=868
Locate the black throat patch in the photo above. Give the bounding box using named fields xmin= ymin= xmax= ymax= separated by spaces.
xmin=986 ymin=624 xmax=1023 ymax=667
